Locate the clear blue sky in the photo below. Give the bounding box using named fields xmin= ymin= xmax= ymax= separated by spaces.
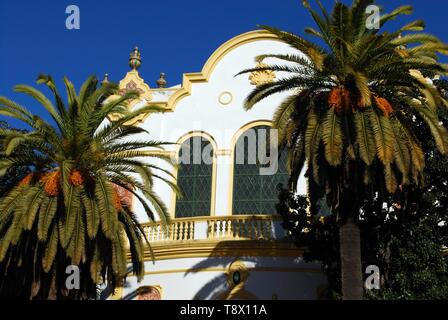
xmin=1 ymin=0 xmax=447 ymax=129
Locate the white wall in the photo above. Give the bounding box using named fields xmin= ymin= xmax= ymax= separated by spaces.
xmin=121 ymin=256 xmax=326 ymax=300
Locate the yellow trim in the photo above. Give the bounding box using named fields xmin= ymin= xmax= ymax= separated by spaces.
xmin=218 ymin=91 xmax=233 ymax=105
xmin=170 ymin=131 xmax=218 ymax=218
xmin=109 ymin=286 xmax=123 ymax=300
xmin=227 ymin=120 xmax=273 ymax=215
xmin=107 ymin=70 xmax=154 ymax=126
xmin=150 ymin=87 xmax=179 ymax=92
xmin=136 ymin=239 xmax=301 ymax=261
xmin=217 ymin=259 xmax=259 ymax=300
xmin=132 ymin=266 xmax=324 ymax=277
xmin=111 ymin=31 xmax=280 ymax=125
xmin=163 ymin=30 xmax=279 ymax=112
xmin=215 ymin=149 xmax=232 ymax=156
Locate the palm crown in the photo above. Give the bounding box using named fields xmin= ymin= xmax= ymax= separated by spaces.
xmin=0 ymin=75 xmax=178 ymax=299
xmin=238 ymin=1 xmax=448 ymax=216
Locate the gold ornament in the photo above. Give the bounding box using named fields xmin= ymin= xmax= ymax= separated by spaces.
xmin=248 ymin=62 xmax=276 ymax=86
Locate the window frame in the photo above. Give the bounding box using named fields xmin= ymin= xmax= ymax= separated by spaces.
xmin=172 ymin=132 xmax=217 ymax=218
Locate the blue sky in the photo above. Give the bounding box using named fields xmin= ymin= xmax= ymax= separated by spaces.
xmin=1 ymin=0 xmax=447 ymax=129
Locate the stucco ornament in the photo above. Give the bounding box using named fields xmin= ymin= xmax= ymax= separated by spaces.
xmin=136 ymin=286 xmax=162 ymax=300
xmin=107 ymin=47 xmax=153 ymax=126
xmin=249 ymin=62 xmax=276 ymax=86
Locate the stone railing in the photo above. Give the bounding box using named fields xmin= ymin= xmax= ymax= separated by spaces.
xmin=141 ymin=215 xmax=286 ymax=244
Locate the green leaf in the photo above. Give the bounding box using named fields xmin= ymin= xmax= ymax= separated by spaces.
xmin=37 ymin=196 xmax=58 ymax=240
xmin=368 ymin=108 xmax=394 ymax=164
xmin=354 ymin=111 xmax=375 ymax=165
xmin=322 ymin=108 xmax=343 ymax=166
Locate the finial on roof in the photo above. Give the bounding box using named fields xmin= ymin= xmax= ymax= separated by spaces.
xmin=156 ymin=72 xmax=167 ymax=88
xmin=101 ymin=73 xmax=109 ymax=86
xmin=129 ymin=46 xmax=142 ymax=70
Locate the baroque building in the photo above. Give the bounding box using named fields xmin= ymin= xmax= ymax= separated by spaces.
xmin=105 ymin=30 xmax=327 ymax=300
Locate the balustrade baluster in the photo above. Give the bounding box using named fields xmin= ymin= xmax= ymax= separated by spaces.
xmin=235 ymin=219 xmax=241 ymax=239
xmin=268 ymin=220 xmax=273 ymax=239
xmin=189 ymin=221 xmax=194 ymax=240
xmin=171 ymin=223 xmax=175 ymax=241
xmin=144 ymin=226 xmax=149 ymax=242
xmin=165 ymin=224 xmax=170 ymax=241
xmin=226 ymin=219 xmax=232 ymax=239
xmin=250 ymin=219 xmax=256 ymax=239
xmin=139 ymin=216 xmax=278 ymax=244
xmin=218 ymin=220 xmax=223 ymax=239
xmin=183 ymin=221 xmax=187 ymax=240
xmin=253 ymin=219 xmax=259 ymax=239
xmin=211 ymin=220 xmax=216 ymax=239
xmin=260 ymin=219 xmax=266 ymax=239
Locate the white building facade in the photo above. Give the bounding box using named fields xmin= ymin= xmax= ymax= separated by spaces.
xmin=106 ymin=30 xmax=327 ymax=300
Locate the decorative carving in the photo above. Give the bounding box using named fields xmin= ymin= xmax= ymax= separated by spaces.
xmin=156 ymin=73 xmax=167 ymax=88
xmin=118 ymin=80 xmax=145 ymax=96
xmin=129 ymin=47 xmax=142 ymax=70
xmin=218 ymin=91 xmax=233 ymax=105
xmin=136 ymin=286 xmax=162 ymax=300
xmin=215 ymin=259 xmax=258 ymax=300
xmin=101 ymin=73 xmax=109 ymax=86
xmin=248 ymin=62 xmax=276 ymax=86
xmin=106 ymin=47 xmax=155 ymax=126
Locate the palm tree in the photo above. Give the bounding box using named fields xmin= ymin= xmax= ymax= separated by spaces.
xmin=0 ymin=121 xmax=30 ymax=198
xmin=0 ymin=75 xmax=178 ymax=299
xmin=238 ymin=0 xmax=448 ymax=299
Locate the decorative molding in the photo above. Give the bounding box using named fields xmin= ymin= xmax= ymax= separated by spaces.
xmin=161 ymin=30 xmax=281 ymax=112
xmin=215 ymin=259 xmax=259 ymax=300
xmin=249 ymin=62 xmax=276 ymax=86
xmin=136 ymin=285 xmax=163 ymax=300
xmin=109 ymin=286 xmax=123 ymax=300
xmin=107 ymin=70 xmax=154 ymax=126
xmin=112 ymin=31 xmax=281 ymax=125
xmin=133 ymin=265 xmax=324 ymax=277
xmin=131 ymin=239 xmax=302 ymax=261
xmin=218 ymin=91 xmax=233 ymax=105
xmin=149 ymin=88 xmax=179 ymax=92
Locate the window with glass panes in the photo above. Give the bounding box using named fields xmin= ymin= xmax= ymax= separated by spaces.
xmin=232 ymin=125 xmax=288 ymax=214
xmin=175 ymin=136 xmax=214 ymax=218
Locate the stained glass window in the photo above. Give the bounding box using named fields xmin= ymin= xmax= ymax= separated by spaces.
xmin=175 ymin=136 xmax=214 ymax=218
xmin=232 ymin=125 xmax=288 ymax=214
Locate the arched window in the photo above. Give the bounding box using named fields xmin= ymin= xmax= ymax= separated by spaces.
xmin=232 ymin=125 xmax=288 ymax=215
xmin=175 ymin=135 xmax=214 ymax=218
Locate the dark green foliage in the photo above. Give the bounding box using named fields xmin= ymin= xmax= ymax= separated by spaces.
xmin=277 ymin=99 xmax=448 ymax=299
xmin=0 ymin=121 xmax=30 ymax=197
xmin=246 ymin=0 xmax=448 ymax=299
xmin=0 ymin=75 xmax=178 ymax=299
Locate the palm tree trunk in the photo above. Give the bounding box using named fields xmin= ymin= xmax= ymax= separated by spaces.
xmin=339 ymin=217 xmax=363 ymax=300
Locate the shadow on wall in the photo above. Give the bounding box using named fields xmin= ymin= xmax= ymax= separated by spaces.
xmin=184 ymin=239 xmax=327 ymax=300
xmin=184 ymin=240 xmax=276 ymax=300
